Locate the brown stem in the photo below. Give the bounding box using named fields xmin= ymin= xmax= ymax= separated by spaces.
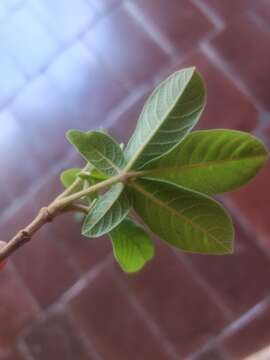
xmin=63 ymin=204 xmax=90 ymax=214
xmin=0 ymin=170 xmax=138 ymax=263
xmin=55 ymin=164 xmax=89 ymax=201
xmin=0 ymin=202 xmax=93 ymax=262
xmin=0 ymin=207 xmax=57 ymax=262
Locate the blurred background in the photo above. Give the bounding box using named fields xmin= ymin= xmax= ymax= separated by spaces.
xmin=0 ymin=0 xmax=270 ymax=359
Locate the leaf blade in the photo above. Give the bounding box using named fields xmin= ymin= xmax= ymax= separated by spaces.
xmin=67 ymin=130 xmax=125 ymax=176
xmin=125 ymin=68 xmax=205 ymax=169
xmin=130 ymin=178 xmax=234 ymax=254
xmin=82 ymin=183 xmax=131 ymax=238
xmin=110 ymin=218 xmax=154 ymax=273
xmin=60 ymin=168 xmax=81 ymax=188
xmin=144 ymin=130 xmax=268 ymax=194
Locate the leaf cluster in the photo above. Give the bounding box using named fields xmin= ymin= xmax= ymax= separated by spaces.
xmin=61 ymin=67 xmax=268 ymax=273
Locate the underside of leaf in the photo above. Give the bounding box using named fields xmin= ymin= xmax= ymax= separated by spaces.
xmin=82 ymin=183 xmax=131 ymax=238
xmin=67 ymin=130 xmax=126 ymax=176
xmin=125 ymin=68 xmax=205 ymax=170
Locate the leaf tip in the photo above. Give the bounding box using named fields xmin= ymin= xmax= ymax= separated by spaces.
xmin=188 ymin=65 xmax=197 ymax=72
xmin=66 ymin=129 xmax=79 ymax=142
xmin=183 ymin=65 xmax=197 ymax=77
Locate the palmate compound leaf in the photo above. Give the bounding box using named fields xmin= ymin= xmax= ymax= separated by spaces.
xmin=130 ymin=178 xmax=234 ymax=254
xmin=142 ymin=130 xmax=269 ymax=194
xmin=67 ymin=130 xmax=125 ymax=177
xmin=82 ymin=183 xmax=131 ymax=238
xmin=124 ymin=67 xmax=205 ymax=170
xmin=109 ymin=218 xmax=154 ymax=273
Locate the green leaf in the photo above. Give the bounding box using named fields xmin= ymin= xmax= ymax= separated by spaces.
xmin=60 ymin=168 xmax=82 ymax=189
xmin=130 ymin=178 xmax=234 ymax=254
xmin=143 ymin=130 xmax=269 ymax=194
xmin=67 ymin=130 xmax=125 ymax=176
xmin=110 ymin=218 xmax=154 ymax=273
xmin=61 ymin=167 xmax=100 ymax=202
xmin=125 ymin=67 xmax=205 ymax=170
xmin=90 ymin=168 xmax=108 ymax=181
xmin=82 ymin=183 xmax=131 ymax=238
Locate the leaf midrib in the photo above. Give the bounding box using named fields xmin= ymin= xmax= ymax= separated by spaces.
xmin=142 ymin=154 xmax=267 ymax=176
xmin=131 ymin=181 xmax=231 ymax=252
xmin=125 ymin=69 xmax=197 ymax=170
xmin=89 ymin=143 xmax=122 ymax=174
xmin=83 ymin=185 xmax=124 ymax=234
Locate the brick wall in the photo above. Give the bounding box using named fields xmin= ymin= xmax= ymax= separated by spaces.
xmin=0 ymin=0 xmax=269 ymax=359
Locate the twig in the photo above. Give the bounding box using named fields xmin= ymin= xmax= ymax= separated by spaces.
xmin=63 ymin=203 xmax=90 ymax=214
xmin=0 ymin=172 xmax=128 ymax=262
xmin=0 ymin=207 xmax=55 ymax=262
xmin=55 ymin=164 xmax=89 ymax=201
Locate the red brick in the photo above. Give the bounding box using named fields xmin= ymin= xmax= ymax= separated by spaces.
xmin=8 ymin=176 xmax=80 ymax=307
xmin=187 ymin=221 xmax=270 ymax=316
xmin=254 ymin=0 xmax=270 ymax=30
xmin=29 ymin=0 xmax=95 ymax=45
xmin=229 ymin=161 xmax=270 ymax=241
xmin=134 ymin=0 xmax=214 ymax=52
xmin=265 ymin=125 xmax=270 ymax=147
xmin=69 ymin=268 xmax=171 ymax=359
xmin=0 ymin=201 xmax=38 ymax=247
xmin=84 ymin=5 xmax=170 ymax=89
xmin=0 ymin=170 xmax=69 ymax=251
xmin=0 ymin=5 xmax=59 ymax=77
xmin=50 ymin=212 xmax=111 ymax=274
xmin=0 ymin=188 xmax=11 ymax=216
xmin=0 ymin=266 xmax=38 ymax=348
xmin=32 ymin=170 xmax=65 ymax=208
xmin=47 ymin=42 xmax=127 ymax=127
xmin=179 ymin=50 xmax=257 ymax=131
xmin=193 ymin=346 xmax=227 ymax=360
xmin=115 ymin=241 xmax=228 ymax=357
xmin=24 ymin=311 xmax=91 ymax=360
xmin=201 ymin=0 xmax=258 ymax=22
xmin=0 ymin=347 xmax=26 ymax=360
xmin=110 ymin=49 xmax=258 ymax=143
xmin=222 ymin=301 xmax=270 ymax=358
xmin=211 ymin=15 xmax=270 ymax=110
xmin=0 ymin=174 xmax=80 ymax=308
xmin=12 ymin=225 xmax=78 ymax=307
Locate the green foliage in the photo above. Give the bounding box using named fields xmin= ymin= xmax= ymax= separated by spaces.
xmin=62 ymin=68 xmax=269 ymax=272
xmin=130 ymin=178 xmax=233 ymax=254
xmin=110 ymin=218 xmax=154 ymax=273
xmin=67 ymin=130 xmax=125 ymax=176
xmin=125 ymin=67 xmax=205 ymax=170
xmin=82 ymin=183 xmax=131 ymax=237
xmin=61 ymin=168 xmax=82 ymax=188
xmin=144 ymin=130 xmax=268 ymax=194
